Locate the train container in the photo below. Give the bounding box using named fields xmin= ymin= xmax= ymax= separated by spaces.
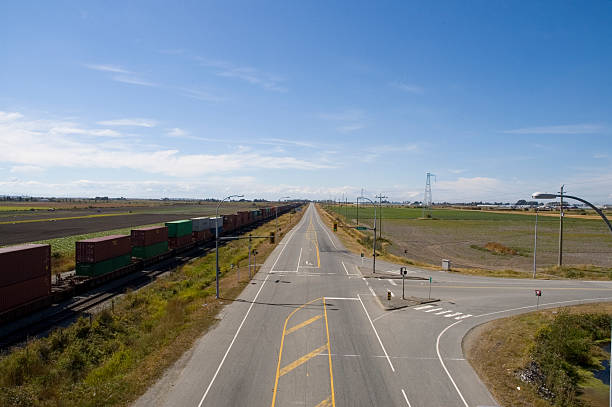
xmin=209 ymin=217 xmax=223 ymax=233
xmin=131 ymin=241 xmax=169 ymax=259
xmin=76 ymin=235 xmax=131 ymax=264
xmin=237 ymin=211 xmax=250 ymax=225
xmin=168 ymin=234 xmax=192 ymax=249
xmin=192 ymin=229 xmax=213 ymax=242
xmin=0 ymin=244 xmax=50 ymax=287
xmin=131 ymin=226 xmax=168 ymax=247
xmin=0 ymin=275 xmax=51 ymax=314
xmin=75 ymin=254 xmax=131 ymax=277
xmin=223 ymin=214 xmax=237 ymax=232
xmin=166 ymin=220 xmax=193 ymax=238
xmin=191 ymin=217 xmax=210 ymax=232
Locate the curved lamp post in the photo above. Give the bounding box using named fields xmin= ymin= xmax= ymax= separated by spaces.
xmin=532 ymin=192 xmax=612 ymax=235
xmin=216 ymin=194 xmax=244 ymax=298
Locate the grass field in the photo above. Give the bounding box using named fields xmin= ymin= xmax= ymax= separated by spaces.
xmin=464 ymin=303 xmax=612 ymax=407
xmin=324 ymin=205 xmax=612 ymax=276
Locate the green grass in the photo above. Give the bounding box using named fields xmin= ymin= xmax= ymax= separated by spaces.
xmin=0 ymin=206 xmax=53 ymax=211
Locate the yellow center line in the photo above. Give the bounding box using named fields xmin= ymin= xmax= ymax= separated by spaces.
xmin=323 ymin=298 xmax=336 ymax=407
xmin=315 ymin=396 xmax=332 ymax=407
xmin=271 ymin=297 xmax=323 ymax=407
xmin=285 ymin=314 xmax=323 ymax=335
xmin=279 ymin=344 xmax=328 ymax=376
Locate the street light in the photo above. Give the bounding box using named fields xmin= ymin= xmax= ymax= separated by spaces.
xmin=359 ymin=196 xmax=377 ymax=274
xmin=276 ymin=196 xmax=290 ymax=234
xmin=532 ymin=192 xmax=612 ymax=270
xmin=216 ymin=194 xmax=244 ymax=298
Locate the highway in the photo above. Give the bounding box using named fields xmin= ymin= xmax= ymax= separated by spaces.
xmin=135 ymin=203 xmax=612 ymax=407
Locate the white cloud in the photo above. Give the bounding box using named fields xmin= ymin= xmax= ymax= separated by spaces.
xmin=0 ymin=111 xmax=23 ymax=122
xmin=391 ymin=82 xmax=424 ymax=94
xmin=112 ymin=75 xmax=158 ymax=87
xmin=0 ymin=112 xmax=334 ymax=179
xmin=318 ymin=109 xmax=366 ymax=133
xmin=85 ymin=64 xmax=129 ymax=73
xmin=337 ymin=124 xmax=364 ymax=133
xmin=178 ymin=88 xmax=227 ymax=103
xmin=10 ymin=165 xmax=45 ymax=174
xmin=594 ymin=153 xmax=608 ymax=159
xmin=503 ymin=124 xmax=604 ymax=135
xmin=97 ymin=118 xmax=158 ymax=128
xmin=167 ymin=128 xmax=187 ymax=137
xmin=197 ymin=58 xmax=287 ymax=92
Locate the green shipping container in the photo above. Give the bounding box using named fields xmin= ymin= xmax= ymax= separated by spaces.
xmin=132 ymin=241 xmax=169 ymax=259
xmin=165 ymin=220 xmax=193 ymax=237
xmin=76 ymin=254 xmax=131 ymax=277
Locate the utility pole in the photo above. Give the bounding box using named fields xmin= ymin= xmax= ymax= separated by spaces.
xmin=375 ymin=194 xmax=388 ymax=239
xmin=423 ymin=173 xmax=436 ymax=218
xmin=558 ymin=185 xmax=564 ymax=267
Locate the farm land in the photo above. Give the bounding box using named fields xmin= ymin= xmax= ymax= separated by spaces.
xmin=324 ymin=205 xmax=612 ymax=277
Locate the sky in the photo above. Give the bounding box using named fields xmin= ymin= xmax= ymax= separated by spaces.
xmin=1 ymin=1 xmax=611 ymax=203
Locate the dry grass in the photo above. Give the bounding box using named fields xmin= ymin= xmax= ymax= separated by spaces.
xmin=464 ymin=302 xmax=612 ymax=407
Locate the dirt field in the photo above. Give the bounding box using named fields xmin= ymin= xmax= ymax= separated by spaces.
xmin=325 ymin=206 xmax=612 ymax=272
xmin=0 ymin=201 xmax=275 ymax=246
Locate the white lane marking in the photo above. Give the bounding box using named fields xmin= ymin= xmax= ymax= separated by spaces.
xmin=455 ymin=314 xmax=472 ymax=320
xmin=197 ymin=274 xmax=271 ymax=407
xmin=368 ymin=286 xmax=376 ymax=296
xmin=435 ymin=310 xmax=452 ymax=315
xmin=436 ymin=320 xmax=469 ymax=407
xmin=414 ymin=305 xmax=435 ymax=310
xmin=268 ymin=270 xmax=297 ymax=274
xmin=444 ymin=312 xmax=463 ymax=318
xmin=324 ymin=297 xmax=360 ymax=301
xmin=296 ymin=247 xmax=302 ymax=272
xmin=315 ymin=210 xmax=338 ymax=249
xmin=401 ymin=389 xmax=412 ymax=407
xmin=476 ymin=296 xmax=612 ymax=318
xmin=342 ymin=261 xmax=349 ymax=275
xmin=424 ymin=307 xmax=443 ymax=313
xmin=358 ymin=294 xmax=395 ymax=372
xmin=388 ymin=279 xmax=397 ymax=286
xmin=269 ymin=216 xmax=302 ymax=272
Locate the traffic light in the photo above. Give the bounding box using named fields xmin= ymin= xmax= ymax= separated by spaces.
xmin=333 ymin=222 xmax=338 ymax=232
xmin=270 ymin=231 xmax=275 ymax=244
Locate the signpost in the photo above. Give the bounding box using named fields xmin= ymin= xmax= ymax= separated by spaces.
xmin=400 ymin=267 xmax=407 ymax=299
xmin=428 ymin=277 xmax=432 ymax=300
xmin=535 ymin=289 xmax=542 ymax=309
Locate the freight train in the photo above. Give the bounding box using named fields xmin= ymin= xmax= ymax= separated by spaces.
xmin=0 ymin=204 xmax=300 ymax=322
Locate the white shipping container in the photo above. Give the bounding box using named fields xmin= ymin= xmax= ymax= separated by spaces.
xmin=191 ymin=217 xmax=210 ymax=231
xmin=209 ymin=217 xmax=223 ymax=229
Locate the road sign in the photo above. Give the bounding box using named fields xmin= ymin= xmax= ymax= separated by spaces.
xmin=355 ymin=226 xmax=368 ymax=230
xmin=535 ymin=290 xmax=542 ymax=296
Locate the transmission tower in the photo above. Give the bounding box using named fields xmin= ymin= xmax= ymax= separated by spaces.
xmin=423 ymin=172 xmax=436 ymax=218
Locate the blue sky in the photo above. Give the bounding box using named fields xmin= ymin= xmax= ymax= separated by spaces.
xmin=1 ymin=1 xmax=611 ymax=203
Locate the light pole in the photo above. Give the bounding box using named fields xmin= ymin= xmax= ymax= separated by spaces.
xmin=558 ymin=185 xmax=564 ymax=267
xmin=376 ymin=194 xmax=387 ymax=239
xmin=532 ymin=192 xmax=612 ymax=270
xmin=360 ymin=196 xmax=377 ymax=274
xmin=533 ymin=206 xmax=538 ymax=278
xmin=276 ymin=196 xmax=290 ymax=234
xmin=216 ymin=194 xmax=244 ymax=298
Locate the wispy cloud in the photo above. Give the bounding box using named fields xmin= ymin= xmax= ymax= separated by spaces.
xmin=10 ymin=165 xmax=45 ymax=174
xmin=0 ymin=111 xmax=24 ymax=122
xmin=593 ymin=153 xmax=608 ymax=159
xmin=503 ymin=124 xmax=604 ymax=135
xmin=260 ymin=138 xmax=317 ymax=148
xmin=197 ymin=58 xmax=288 ymax=92
xmin=390 ymin=82 xmax=424 ymax=94
xmin=318 ymin=109 xmax=365 ymax=133
xmin=85 ymin=63 xmax=158 ymax=87
xmin=97 ymin=118 xmax=157 ymax=128
xmin=177 ymin=87 xmax=227 ymax=103
xmin=167 ymin=128 xmax=187 ymax=137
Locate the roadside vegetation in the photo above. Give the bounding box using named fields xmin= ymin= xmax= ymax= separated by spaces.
xmin=0 ymin=208 xmax=305 ymax=407
xmin=464 ymin=303 xmax=612 ymax=407
xmin=321 ymin=204 xmax=612 ymax=279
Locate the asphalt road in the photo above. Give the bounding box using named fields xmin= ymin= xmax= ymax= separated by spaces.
xmin=135 ymin=203 xmax=612 ymax=407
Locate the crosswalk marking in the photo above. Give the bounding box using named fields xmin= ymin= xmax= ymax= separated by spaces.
xmin=424 ymin=308 xmax=443 ymax=313
xmin=414 ymin=305 xmax=434 ymax=310
xmin=388 ymin=279 xmax=397 ymax=286
xmin=444 ymin=312 xmax=462 ymax=318
xmin=454 ymin=314 xmax=472 ymax=320
xmin=435 ymin=310 xmax=453 ymax=315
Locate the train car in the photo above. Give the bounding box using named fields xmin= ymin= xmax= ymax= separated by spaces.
xmin=131 ymin=226 xmax=169 ymax=259
xmin=166 ymin=220 xmax=193 ymax=249
xmin=76 ymin=235 xmax=132 ymax=277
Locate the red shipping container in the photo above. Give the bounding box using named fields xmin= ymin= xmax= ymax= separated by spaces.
xmin=76 ymin=235 xmax=131 ymax=264
xmin=0 ymin=275 xmax=50 ymax=314
xmin=0 ymin=244 xmax=50 ymax=288
xmin=131 ymin=226 xmax=168 ymax=247
xmin=168 ymin=235 xmax=192 ymax=249
xmin=192 ymin=230 xmax=207 ymax=242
